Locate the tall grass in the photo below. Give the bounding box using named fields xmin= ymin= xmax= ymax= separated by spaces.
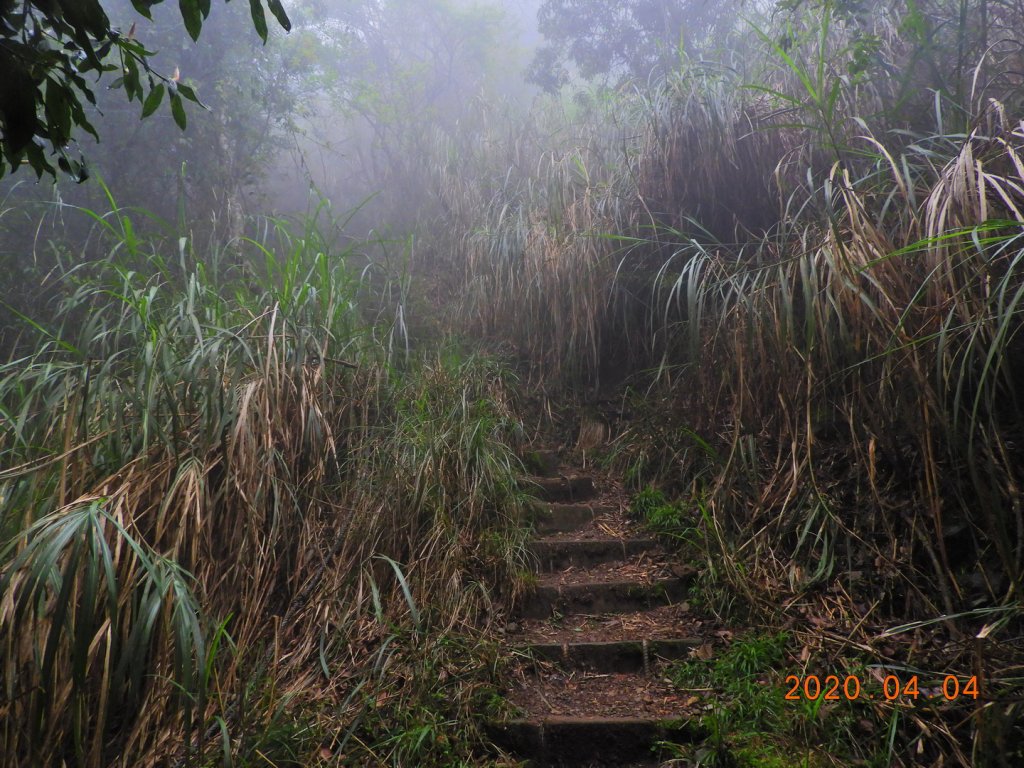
xmin=0 ymin=199 xmax=530 ymax=766
xmin=432 ymin=1 xmax=1024 ymax=761
xmin=3 ymin=0 xmax=1022 ymax=762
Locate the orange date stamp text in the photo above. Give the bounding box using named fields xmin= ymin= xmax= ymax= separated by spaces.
xmin=783 ymin=673 xmax=979 ymax=702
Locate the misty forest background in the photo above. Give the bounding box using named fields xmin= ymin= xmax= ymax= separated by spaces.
xmin=1 ymin=0 xmax=1023 ymax=765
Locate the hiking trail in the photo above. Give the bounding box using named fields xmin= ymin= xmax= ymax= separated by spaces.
xmin=488 ymin=443 xmax=713 ymax=767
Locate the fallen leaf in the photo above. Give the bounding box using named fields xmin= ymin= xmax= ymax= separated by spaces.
xmin=691 ymin=643 xmax=714 ymax=660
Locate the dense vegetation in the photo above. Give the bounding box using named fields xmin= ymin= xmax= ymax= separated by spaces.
xmin=0 ymin=201 xmax=534 ymax=765
xmin=0 ymin=0 xmax=291 ymax=180
xmin=1 ymin=0 xmax=1023 ymax=765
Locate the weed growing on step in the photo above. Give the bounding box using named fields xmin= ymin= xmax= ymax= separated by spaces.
xmin=629 ymin=486 xmax=699 ymax=540
xmin=628 ymin=486 xmax=753 ymax=623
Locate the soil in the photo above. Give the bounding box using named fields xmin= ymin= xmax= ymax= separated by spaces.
xmin=504 ymin=665 xmax=705 ymax=720
xmin=511 ymin=603 xmax=709 ymax=644
xmin=539 ymin=510 xmax=644 ymax=541
xmin=492 ymin=442 xmax=726 ymax=765
xmin=536 ymin=549 xmax=674 ymax=587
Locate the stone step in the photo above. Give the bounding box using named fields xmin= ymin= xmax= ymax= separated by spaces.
xmin=523 ymin=475 xmax=596 ymax=503
xmin=519 ymin=577 xmax=690 ymax=619
xmin=496 ymin=447 xmax=701 ymax=765
xmin=525 ymin=638 xmax=701 ymax=673
xmin=512 ymin=604 xmax=697 ymax=646
xmin=487 ymin=716 xmax=697 ymax=766
xmin=521 ymin=448 xmax=561 ymax=477
xmin=529 ymin=537 xmax=661 ymax=571
xmin=529 ymin=502 xmax=615 ymax=534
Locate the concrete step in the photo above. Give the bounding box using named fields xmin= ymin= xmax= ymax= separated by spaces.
xmin=526 ymin=638 xmax=701 ymax=673
xmin=529 ymin=537 xmax=661 ymax=571
xmin=529 ymin=502 xmax=615 ymax=534
xmin=523 ymin=475 xmax=596 ymax=503
xmin=519 ymin=577 xmax=691 ymax=619
xmin=487 ymin=716 xmax=697 ymax=766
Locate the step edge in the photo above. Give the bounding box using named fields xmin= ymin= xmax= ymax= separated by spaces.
xmin=529 ymin=537 xmax=660 ymax=547
xmin=533 ymin=576 xmax=689 ymax=592
xmin=494 ymin=715 xmax=692 ymax=726
xmin=523 ymin=638 xmax=702 ymax=651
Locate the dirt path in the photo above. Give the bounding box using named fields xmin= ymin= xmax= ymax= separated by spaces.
xmin=488 ymin=447 xmax=710 ymax=767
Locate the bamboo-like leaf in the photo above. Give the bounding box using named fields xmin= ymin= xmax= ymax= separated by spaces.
xmin=141 ymin=83 xmax=165 ymax=118
xmin=265 ymin=0 xmax=291 ymax=31
xmin=170 ymin=93 xmax=187 ymax=130
xmin=249 ymin=0 xmax=268 ymax=42
xmin=374 ymin=561 xmax=417 ymax=630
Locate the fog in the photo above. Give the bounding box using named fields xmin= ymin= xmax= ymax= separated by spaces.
xmin=2 ymin=2 xmax=1023 ymax=766
xmin=0 ymin=0 xmax=749 ymax=244
xmin=0 ymin=0 xmax=759 ymax=352
xmin=1 ymin=1 xmax=548 ymax=237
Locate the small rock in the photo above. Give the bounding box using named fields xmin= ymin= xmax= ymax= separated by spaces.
xmin=670 ymin=563 xmax=698 ymax=579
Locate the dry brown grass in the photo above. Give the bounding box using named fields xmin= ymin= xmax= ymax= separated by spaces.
xmin=0 ymin=211 xmax=531 ymax=767
xmin=432 ymin=4 xmax=1024 ymax=761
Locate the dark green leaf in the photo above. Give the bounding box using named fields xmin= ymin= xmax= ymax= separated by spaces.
xmin=119 ymin=39 xmax=153 ymax=56
xmin=44 ymin=78 xmax=71 ymax=141
xmin=0 ymin=67 xmax=40 ymax=153
xmin=79 ymin=37 xmax=114 ymax=72
xmin=56 ymin=155 xmax=87 ymax=182
xmin=141 ymin=83 xmax=165 ymax=118
xmin=266 ymin=0 xmax=291 ymax=31
xmin=170 ymin=93 xmax=187 ymax=129
xmin=84 ymin=0 xmax=110 ymax=35
xmin=130 ymin=0 xmax=159 ymax=20
xmin=249 ymin=0 xmax=268 ymax=42
xmin=81 ymin=118 xmax=99 ymax=141
xmin=124 ymin=57 xmax=142 ymax=102
xmin=24 ymin=141 xmax=48 ymax=179
xmin=68 ymin=73 xmax=99 ymax=110
xmin=175 ymin=83 xmax=202 ymax=105
xmin=67 ymin=90 xmax=88 ymax=123
xmin=56 ymin=0 xmax=110 ymax=38
xmin=179 ymin=0 xmax=203 ymax=41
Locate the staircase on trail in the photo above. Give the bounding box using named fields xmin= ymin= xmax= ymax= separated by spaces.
xmin=488 ymin=448 xmax=703 ymax=767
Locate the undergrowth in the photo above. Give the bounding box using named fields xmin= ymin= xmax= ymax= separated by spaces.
xmin=0 ymin=199 xmax=530 ymax=767
xmin=3 ymin=0 xmax=1024 ymax=764
xmin=666 ymin=631 xmax=879 ymax=768
xmin=431 ymin=0 xmax=1024 ymax=762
